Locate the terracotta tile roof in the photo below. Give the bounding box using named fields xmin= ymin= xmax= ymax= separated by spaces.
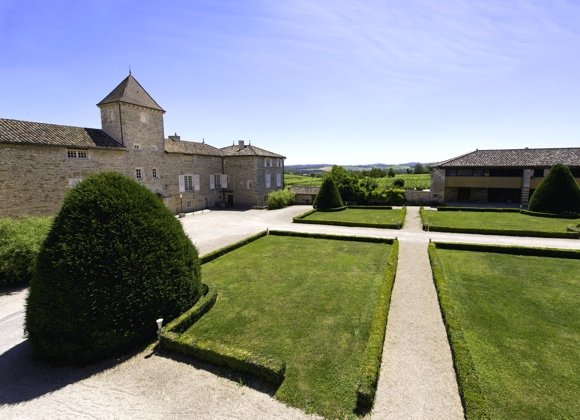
xmin=221 ymin=143 xmax=285 ymax=158
xmin=0 ymin=118 xmax=124 ymax=149
xmin=289 ymin=185 xmax=320 ymax=194
xmin=164 ymin=139 xmax=222 ymax=156
xmin=97 ymin=74 xmax=165 ymax=112
xmin=434 ymin=147 xmax=580 ymax=168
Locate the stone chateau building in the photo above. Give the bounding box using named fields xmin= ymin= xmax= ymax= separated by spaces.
xmin=0 ymin=74 xmax=285 ymax=217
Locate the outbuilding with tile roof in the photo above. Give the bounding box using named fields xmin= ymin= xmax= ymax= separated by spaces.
xmin=430 ymin=147 xmax=580 ymax=206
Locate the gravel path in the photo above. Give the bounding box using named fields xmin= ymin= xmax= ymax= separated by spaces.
xmin=1 ymin=206 xmax=578 ymax=419
xmin=370 ymin=208 xmax=463 ymax=419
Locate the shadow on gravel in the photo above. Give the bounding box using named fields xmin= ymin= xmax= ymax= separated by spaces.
xmin=0 ymin=284 xmax=28 ymax=297
xmin=155 ymin=349 xmax=279 ymax=397
xmin=0 ymin=340 xmax=140 ymax=405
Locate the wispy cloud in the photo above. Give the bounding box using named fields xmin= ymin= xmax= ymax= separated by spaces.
xmin=250 ymin=0 xmax=580 ymax=97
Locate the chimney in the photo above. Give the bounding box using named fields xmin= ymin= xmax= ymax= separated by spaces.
xmin=238 ymin=140 xmax=245 ymax=147
xmin=169 ymin=133 xmax=180 ymax=142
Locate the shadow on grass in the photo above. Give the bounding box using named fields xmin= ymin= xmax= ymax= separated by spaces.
xmin=0 ymin=340 xmax=143 ymax=405
xmin=154 ymin=347 xmax=279 ymax=397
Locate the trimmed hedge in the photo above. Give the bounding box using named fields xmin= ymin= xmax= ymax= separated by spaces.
xmin=437 ymin=207 xmax=520 ymax=213
xmin=433 ymin=241 xmax=580 ymax=259
xmin=423 ymin=224 xmax=579 ymax=239
xmin=161 ymin=281 xmax=285 ymax=385
xmin=162 ymin=283 xmax=217 ymax=334
xmin=429 ymin=241 xmax=580 ymax=418
xmin=293 ymin=207 xmax=406 ymax=230
xmin=348 ymin=205 xmax=393 ymax=210
xmin=269 ymin=230 xmax=394 ymax=244
xmin=437 ymin=206 xmax=578 ymax=219
xmin=313 ymin=177 xmax=345 ymax=211
xmin=161 ymin=334 xmax=286 ymax=385
xmin=26 ymin=172 xmax=203 ymax=364
xmin=0 ymin=217 xmax=52 ymax=288
xmin=200 ymin=231 xmax=268 ymax=264
xmin=428 ymin=243 xmax=488 ymax=419
xmin=529 ymin=163 xmax=580 ymax=213
xmin=355 ymin=240 xmax=399 ymax=413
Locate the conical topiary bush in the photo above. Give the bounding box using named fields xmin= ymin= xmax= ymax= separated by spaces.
xmin=313 ymin=177 xmax=346 ymax=211
xmin=528 ymin=163 xmax=580 ymax=213
xmin=26 ymin=172 xmax=202 ymax=364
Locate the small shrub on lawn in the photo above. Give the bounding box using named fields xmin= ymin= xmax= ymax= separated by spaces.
xmin=26 ymin=172 xmax=202 ymax=364
xmin=0 ymin=217 xmax=52 ymax=288
xmin=267 ymin=189 xmax=295 ymax=209
xmin=528 ymin=163 xmax=580 ymax=213
xmin=314 ymin=177 xmax=345 ymax=211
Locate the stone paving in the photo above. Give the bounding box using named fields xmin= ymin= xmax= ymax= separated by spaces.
xmin=1 ymin=206 xmax=578 ymax=419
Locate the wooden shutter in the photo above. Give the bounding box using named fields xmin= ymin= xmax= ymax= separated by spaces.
xmin=210 ymin=174 xmax=215 ymax=190
xmin=178 ymin=175 xmax=185 ymax=192
xmin=221 ymin=174 xmax=228 ymax=188
xmin=194 ymin=174 xmax=200 ymax=191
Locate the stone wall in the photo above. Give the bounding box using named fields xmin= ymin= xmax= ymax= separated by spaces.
xmin=404 ymin=190 xmax=432 ymax=205
xmin=222 ymin=156 xmax=258 ymax=207
xmin=162 ymin=153 xmax=224 ymax=213
xmin=430 ymin=169 xmax=445 ymax=204
xmin=0 ymin=144 xmax=126 ymax=217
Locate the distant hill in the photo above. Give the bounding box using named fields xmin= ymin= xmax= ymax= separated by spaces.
xmin=286 ymin=162 xmax=432 ymax=174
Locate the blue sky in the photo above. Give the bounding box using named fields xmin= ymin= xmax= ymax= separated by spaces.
xmin=1 ymin=0 xmax=579 ymax=165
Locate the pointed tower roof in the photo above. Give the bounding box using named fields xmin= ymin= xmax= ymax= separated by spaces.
xmin=97 ymin=74 xmax=165 ymax=112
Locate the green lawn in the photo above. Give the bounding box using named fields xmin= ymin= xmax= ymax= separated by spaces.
xmin=376 ymin=173 xmax=430 ymax=190
xmin=182 ymin=235 xmax=394 ymax=418
xmin=284 ymin=173 xmax=430 ymax=190
xmin=432 ymin=246 xmax=580 ymax=419
xmin=297 ymin=208 xmax=406 ymax=229
xmin=421 ymin=209 xmax=579 ymax=237
xmin=284 ymin=174 xmax=323 ymax=187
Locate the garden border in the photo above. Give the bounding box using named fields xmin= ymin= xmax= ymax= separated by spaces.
xmin=428 ymin=241 xmax=580 ymax=419
xmin=293 ymin=207 xmax=407 ymax=230
xmin=420 ymin=208 xmax=579 ymax=239
xmin=161 ymin=230 xmax=399 ymax=413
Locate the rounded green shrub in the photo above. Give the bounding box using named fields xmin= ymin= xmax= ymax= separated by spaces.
xmin=528 ymin=163 xmax=580 ymax=214
xmin=313 ymin=177 xmax=345 ymax=211
xmin=26 ymin=172 xmax=202 ymax=364
xmin=0 ymin=217 xmax=52 ymax=288
xmin=267 ymin=189 xmax=295 ymax=210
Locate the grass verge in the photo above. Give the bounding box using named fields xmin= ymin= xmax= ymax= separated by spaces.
xmin=429 ymin=242 xmax=580 ymax=419
xmin=421 ymin=208 xmax=579 ymax=238
xmin=294 ymin=207 xmax=406 ymax=229
xmin=163 ymin=231 xmax=397 ymax=418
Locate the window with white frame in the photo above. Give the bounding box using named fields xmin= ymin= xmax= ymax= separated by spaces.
xmin=135 ymin=168 xmax=143 ymax=180
xmin=67 ymin=149 xmax=88 ymax=159
xmin=150 ymin=145 xmax=158 ymax=151
xmin=186 ymin=200 xmax=192 ymax=209
xmin=276 ymin=159 xmax=282 ymax=168
xmin=276 ymin=173 xmax=282 ymax=187
xmin=265 ymin=173 xmax=272 ymax=188
xmin=178 ymin=175 xmax=194 ymax=192
xmin=133 ymin=144 xmax=140 ymax=150
xmin=247 ymin=180 xmax=254 ymax=189
xmin=152 ymin=168 xmax=159 ymax=179
xmin=210 ymin=174 xmax=228 ymax=189
xmin=265 ymin=158 xmax=272 ymax=167
xmin=140 ymin=113 xmax=148 ymax=123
